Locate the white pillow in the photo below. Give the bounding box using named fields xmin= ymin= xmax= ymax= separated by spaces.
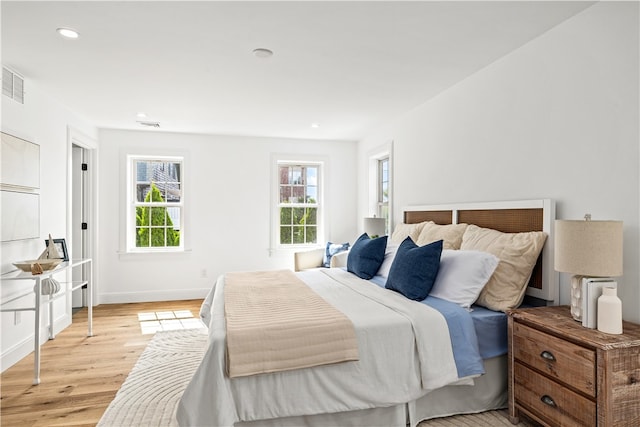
xmin=429 ymin=249 xmax=499 ymax=309
xmin=377 ymin=244 xmax=399 ymax=278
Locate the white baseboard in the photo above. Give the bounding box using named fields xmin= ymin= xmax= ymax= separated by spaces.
xmin=98 ymin=288 xmax=210 ymax=304
xmin=1 ymin=313 xmax=72 ymax=373
xmin=1 ymin=334 xmax=34 ymax=373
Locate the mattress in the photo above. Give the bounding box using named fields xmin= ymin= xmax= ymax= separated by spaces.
xmin=370 ymin=274 xmax=508 ymax=360
xmin=468 ymin=304 xmax=508 ymax=359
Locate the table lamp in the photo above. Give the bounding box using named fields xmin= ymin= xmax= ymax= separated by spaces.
xmin=363 ymin=217 xmax=386 ymax=238
xmin=554 ymin=215 xmax=623 ymax=323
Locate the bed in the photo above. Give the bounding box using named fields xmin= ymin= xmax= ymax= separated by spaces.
xmin=177 ymin=199 xmax=557 ymax=427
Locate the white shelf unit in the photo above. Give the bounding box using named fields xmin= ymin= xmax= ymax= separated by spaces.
xmin=1 ymin=258 xmax=93 ymax=384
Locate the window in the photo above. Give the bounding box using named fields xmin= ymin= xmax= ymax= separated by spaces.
xmin=368 ymin=143 xmax=392 ymax=236
xmin=378 ymin=157 xmax=389 ymax=219
xmin=277 ymin=162 xmax=321 ymax=246
xmin=378 ymin=157 xmax=389 ymax=227
xmin=127 ymin=155 xmax=183 ymax=252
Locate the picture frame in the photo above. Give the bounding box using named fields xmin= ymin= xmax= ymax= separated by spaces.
xmin=44 ymin=238 xmax=69 ymax=261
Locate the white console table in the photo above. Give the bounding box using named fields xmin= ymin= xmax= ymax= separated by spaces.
xmin=0 ymin=258 xmax=92 ymax=384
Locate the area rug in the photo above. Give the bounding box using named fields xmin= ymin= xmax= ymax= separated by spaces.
xmin=417 ymin=409 xmax=533 ymax=426
xmin=97 ymin=329 xmax=208 ymax=427
xmin=98 ymin=329 xmax=532 ymax=427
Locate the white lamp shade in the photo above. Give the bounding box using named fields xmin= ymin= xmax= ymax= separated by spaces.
xmin=363 ymin=217 xmax=386 ymax=237
xmin=554 ymin=219 xmax=623 ymax=277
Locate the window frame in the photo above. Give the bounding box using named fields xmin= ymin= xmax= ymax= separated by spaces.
xmin=368 ymin=142 xmax=393 ymax=235
xmin=272 ymin=156 xmax=325 ymax=251
xmin=377 ymin=156 xmax=389 ymax=226
xmin=126 ymin=154 xmax=185 ymax=253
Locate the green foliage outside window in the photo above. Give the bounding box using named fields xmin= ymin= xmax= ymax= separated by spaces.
xmin=280 ymin=207 xmax=317 ymax=244
xmin=278 ymin=164 xmax=319 ymax=245
xmin=136 ymin=182 xmax=180 ymax=247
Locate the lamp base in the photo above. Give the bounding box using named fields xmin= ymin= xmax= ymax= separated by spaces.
xmin=570 ymin=275 xmax=584 ymax=321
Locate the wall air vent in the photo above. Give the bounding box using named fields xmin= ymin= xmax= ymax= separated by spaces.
xmin=2 ymin=67 xmax=25 ymax=104
xmin=137 ymin=121 xmax=160 ymax=128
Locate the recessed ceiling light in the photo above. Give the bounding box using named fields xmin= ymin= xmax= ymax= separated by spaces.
xmin=137 ymin=112 xmax=147 ymax=119
xmin=311 ymin=123 xmax=320 ymax=128
xmin=57 ymin=27 xmax=80 ymax=39
xmin=252 ymin=48 xmax=273 ymax=58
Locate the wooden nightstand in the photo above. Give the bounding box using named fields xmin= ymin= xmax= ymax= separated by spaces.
xmin=508 ymin=305 xmax=640 ymax=426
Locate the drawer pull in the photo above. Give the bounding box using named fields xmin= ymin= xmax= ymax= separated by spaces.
xmin=540 ymin=350 xmax=556 ymax=361
xmin=541 ymin=395 xmax=557 ymax=407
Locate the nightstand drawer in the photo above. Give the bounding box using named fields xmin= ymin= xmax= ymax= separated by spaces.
xmin=514 ymin=362 xmax=596 ymax=426
xmin=512 ymin=321 xmax=596 ymax=396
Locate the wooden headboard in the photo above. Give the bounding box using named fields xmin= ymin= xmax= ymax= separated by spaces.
xmin=403 ymin=199 xmax=557 ymax=304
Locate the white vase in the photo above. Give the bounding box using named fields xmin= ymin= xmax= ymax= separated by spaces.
xmin=34 ymin=278 xmax=61 ymax=295
xmin=597 ymin=286 xmax=623 ymax=334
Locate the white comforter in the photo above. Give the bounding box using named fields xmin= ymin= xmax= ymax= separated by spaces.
xmin=177 ymin=269 xmax=466 ymax=427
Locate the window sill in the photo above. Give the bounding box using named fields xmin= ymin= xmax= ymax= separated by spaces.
xmin=268 ymin=245 xmax=323 ymax=256
xmin=117 ymin=249 xmax=193 ymax=261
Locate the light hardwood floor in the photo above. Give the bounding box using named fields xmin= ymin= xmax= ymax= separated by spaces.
xmin=1 ymin=299 xmax=203 ymax=427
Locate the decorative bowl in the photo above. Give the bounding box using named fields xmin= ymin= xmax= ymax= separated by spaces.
xmin=13 ymin=259 xmax=62 ymax=273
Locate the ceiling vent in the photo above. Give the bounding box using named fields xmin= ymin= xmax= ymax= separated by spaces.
xmin=137 ymin=120 xmax=161 ymax=128
xmin=2 ymin=67 xmax=25 ymax=104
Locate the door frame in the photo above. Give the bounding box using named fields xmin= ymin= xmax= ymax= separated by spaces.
xmin=66 ymin=127 xmax=99 ymax=305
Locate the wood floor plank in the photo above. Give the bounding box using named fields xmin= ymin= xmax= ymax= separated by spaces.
xmin=1 ymin=299 xmax=203 ymax=426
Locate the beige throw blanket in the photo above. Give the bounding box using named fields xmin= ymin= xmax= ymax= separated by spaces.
xmin=224 ymin=270 xmax=359 ymax=378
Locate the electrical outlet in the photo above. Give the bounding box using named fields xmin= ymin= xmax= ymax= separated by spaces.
xmin=200 ymin=269 xmax=208 ymax=278
xmin=14 ymin=311 xmax=21 ymax=325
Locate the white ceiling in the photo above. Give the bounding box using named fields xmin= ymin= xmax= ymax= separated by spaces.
xmin=2 ymin=1 xmax=594 ymax=141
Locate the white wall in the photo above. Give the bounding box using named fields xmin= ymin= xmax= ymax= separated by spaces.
xmin=3 ymin=0 xmax=636 ymax=374
xmin=1 ymin=79 xmax=98 ymax=370
xmin=97 ymin=129 xmax=358 ymax=303
xmin=358 ymin=2 xmax=640 ymax=321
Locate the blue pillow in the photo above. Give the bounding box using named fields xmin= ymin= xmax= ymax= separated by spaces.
xmin=347 ymin=233 xmax=388 ymax=279
xmin=323 ymin=242 xmax=350 ymax=267
xmin=385 ymin=238 xmax=443 ymax=301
